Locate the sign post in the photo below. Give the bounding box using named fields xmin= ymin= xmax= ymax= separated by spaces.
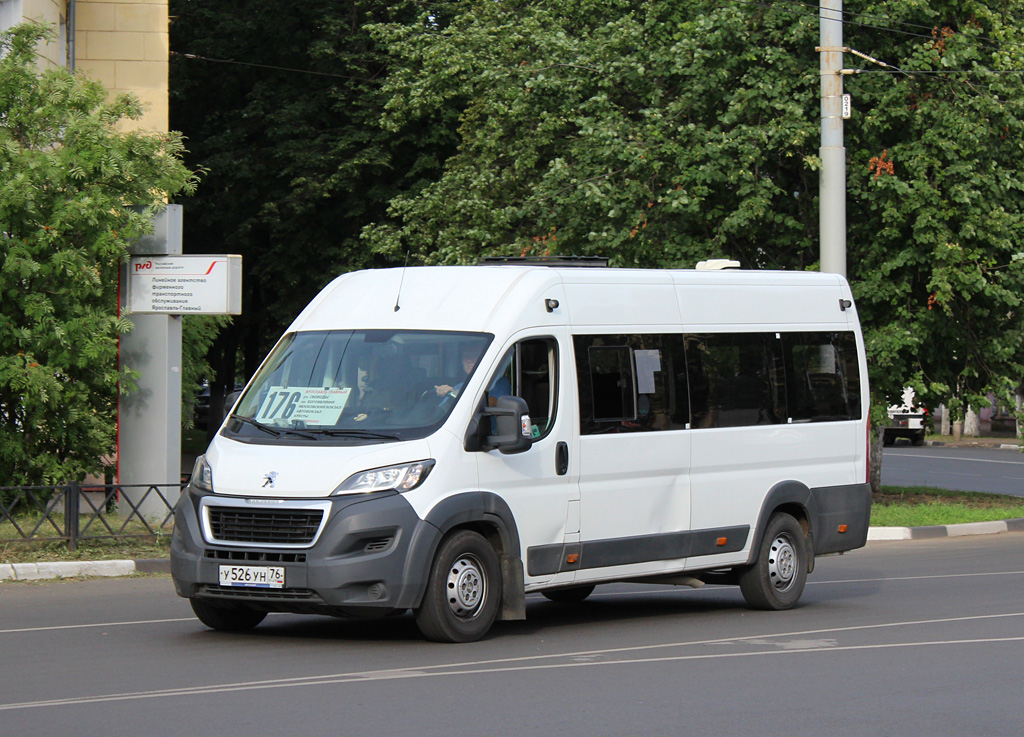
xmin=126 ymin=255 xmax=242 ymax=315
xmin=118 ymin=206 xmax=241 ymax=519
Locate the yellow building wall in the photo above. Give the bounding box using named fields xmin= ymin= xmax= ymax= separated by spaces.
xmin=16 ymin=0 xmax=68 ymax=68
xmin=21 ymin=0 xmax=168 ymax=133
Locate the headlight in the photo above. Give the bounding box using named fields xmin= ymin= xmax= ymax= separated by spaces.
xmin=190 ymin=455 xmax=214 ymax=492
xmin=333 ymin=460 xmax=435 ymax=495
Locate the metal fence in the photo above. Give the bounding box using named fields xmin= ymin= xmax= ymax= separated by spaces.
xmin=0 ymin=482 xmax=182 ymax=551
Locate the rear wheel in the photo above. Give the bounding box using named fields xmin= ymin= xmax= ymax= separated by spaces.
xmin=738 ymin=513 xmax=808 ymax=611
xmin=542 ymin=585 xmax=595 ymax=603
xmin=415 ymin=530 xmax=501 ymax=643
xmin=190 ymin=599 xmax=266 ymax=632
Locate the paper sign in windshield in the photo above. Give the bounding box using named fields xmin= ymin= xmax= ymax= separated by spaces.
xmin=256 ymin=386 xmax=351 ymax=426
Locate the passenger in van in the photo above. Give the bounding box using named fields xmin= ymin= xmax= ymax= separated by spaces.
xmin=347 ymin=358 xmax=398 ymax=420
xmin=346 ymin=363 xmax=379 ymax=421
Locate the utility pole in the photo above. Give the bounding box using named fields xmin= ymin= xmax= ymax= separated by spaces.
xmin=819 ymin=0 xmax=846 ymax=277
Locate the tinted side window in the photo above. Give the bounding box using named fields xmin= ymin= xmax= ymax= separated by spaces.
xmin=574 ymin=334 xmax=688 ymax=435
xmin=686 ymin=333 xmax=785 ymax=428
xmin=782 ymin=332 xmax=862 ymax=422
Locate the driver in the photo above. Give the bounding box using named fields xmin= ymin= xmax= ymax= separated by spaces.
xmin=435 ymin=345 xmax=480 ymax=398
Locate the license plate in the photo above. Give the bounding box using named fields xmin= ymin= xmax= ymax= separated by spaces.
xmin=218 ymin=565 xmax=285 ymax=589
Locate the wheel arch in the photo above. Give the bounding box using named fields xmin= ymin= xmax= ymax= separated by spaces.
xmin=405 ymin=491 xmax=526 ymax=620
xmin=747 ymin=480 xmax=817 ymax=572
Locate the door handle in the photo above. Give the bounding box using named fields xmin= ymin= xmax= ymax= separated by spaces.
xmin=556 ymin=441 xmax=569 ymax=476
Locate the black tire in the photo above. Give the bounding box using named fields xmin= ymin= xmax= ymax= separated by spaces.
xmin=882 ymin=432 xmax=895 ymax=447
xmin=542 ymin=585 xmax=596 ymax=603
xmin=911 ymin=431 xmax=925 ymax=446
xmin=738 ymin=513 xmax=808 ymax=611
xmin=415 ymin=530 xmax=502 ymax=643
xmin=190 ymin=598 xmax=267 ymax=632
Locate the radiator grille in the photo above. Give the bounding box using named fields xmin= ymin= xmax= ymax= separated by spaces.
xmin=207 ymin=507 xmax=324 ymax=545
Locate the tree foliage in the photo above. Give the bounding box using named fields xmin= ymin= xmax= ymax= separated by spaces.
xmin=845 ymin=1 xmax=1024 ymax=417
xmin=365 ymin=0 xmax=1024 ymax=417
xmin=366 ymin=0 xmax=821 ymax=268
xmin=0 ymin=22 xmax=199 ymax=484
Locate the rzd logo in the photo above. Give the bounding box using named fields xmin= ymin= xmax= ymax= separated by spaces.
xmin=134 ymin=260 xmax=153 ymax=272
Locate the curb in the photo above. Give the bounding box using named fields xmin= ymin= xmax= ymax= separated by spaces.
xmin=926 ymin=441 xmax=1020 ymax=450
xmin=867 ymin=517 xmax=1024 ymax=541
xmin=4 ymin=518 xmax=1024 ymax=581
xmin=0 ymin=558 xmax=171 ymax=583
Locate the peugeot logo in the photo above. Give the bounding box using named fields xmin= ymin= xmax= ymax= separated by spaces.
xmin=262 ymin=471 xmax=278 ymax=488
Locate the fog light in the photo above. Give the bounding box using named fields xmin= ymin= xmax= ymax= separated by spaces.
xmin=367 ymin=582 xmax=387 ymax=600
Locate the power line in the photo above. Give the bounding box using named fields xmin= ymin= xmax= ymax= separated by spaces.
xmin=169 ymin=51 xmax=362 ymax=81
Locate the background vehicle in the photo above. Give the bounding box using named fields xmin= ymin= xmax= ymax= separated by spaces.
xmin=884 ymin=387 xmax=927 ymax=446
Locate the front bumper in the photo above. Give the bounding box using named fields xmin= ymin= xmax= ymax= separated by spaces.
xmin=170 ymin=485 xmax=441 ymax=616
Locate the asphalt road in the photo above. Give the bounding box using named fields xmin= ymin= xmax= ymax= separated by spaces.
xmin=882 ymin=445 xmax=1024 ymax=497
xmin=1 ymin=533 xmax=1022 ymax=737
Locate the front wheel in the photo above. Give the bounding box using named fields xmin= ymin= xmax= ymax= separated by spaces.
xmin=738 ymin=513 xmax=808 ymax=611
xmin=415 ymin=530 xmax=502 ymax=643
xmin=190 ymin=599 xmax=267 ymax=632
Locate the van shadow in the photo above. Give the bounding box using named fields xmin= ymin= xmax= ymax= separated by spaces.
xmin=191 ymin=586 xmax=758 ymax=644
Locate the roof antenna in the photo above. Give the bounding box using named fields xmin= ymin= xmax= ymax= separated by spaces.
xmin=394 ymin=250 xmax=410 ymax=312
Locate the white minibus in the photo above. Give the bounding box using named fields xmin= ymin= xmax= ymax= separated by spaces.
xmin=171 ymin=262 xmax=871 ymax=642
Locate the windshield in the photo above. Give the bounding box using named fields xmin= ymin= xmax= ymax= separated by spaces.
xmin=226 ymin=330 xmax=493 ymax=444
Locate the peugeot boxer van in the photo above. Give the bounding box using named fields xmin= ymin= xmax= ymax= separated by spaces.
xmin=171 ymin=262 xmax=871 ymax=642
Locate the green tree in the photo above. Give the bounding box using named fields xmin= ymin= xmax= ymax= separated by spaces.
xmin=0 ymin=22 xmax=199 ymax=485
xmin=845 ymin=1 xmax=1024 ymax=422
xmin=365 ymin=0 xmax=822 ymax=267
xmin=366 ymin=0 xmax=1024 ymax=422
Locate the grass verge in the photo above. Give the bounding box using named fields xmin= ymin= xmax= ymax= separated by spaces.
xmin=873 ymin=486 xmax=1024 ymax=527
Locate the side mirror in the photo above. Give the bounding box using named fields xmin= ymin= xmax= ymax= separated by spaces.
xmin=466 ymin=396 xmax=533 ymax=454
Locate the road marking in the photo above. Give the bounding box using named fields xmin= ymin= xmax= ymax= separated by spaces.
xmin=2 ymin=634 xmax=1022 ymax=710
xmin=886 ymin=452 xmax=1024 ymax=466
xmin=578 ymin=569 xmax=1024 ymax=595
xmin=1 ymin=611 xmax=1021 ymax=711
xmin=806 ymin=570 xmax=1024 ymax=585
xmin=0 ymin=617 xmax=194 ymax=635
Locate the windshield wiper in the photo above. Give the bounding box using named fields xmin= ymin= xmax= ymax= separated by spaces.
xmin=231 ymin=415 xmax=281 ymax=437
xmin=308 ymin=428 xmax=402 ymax=441
xmin=230 ymin=415 xmax=318 ymax=440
